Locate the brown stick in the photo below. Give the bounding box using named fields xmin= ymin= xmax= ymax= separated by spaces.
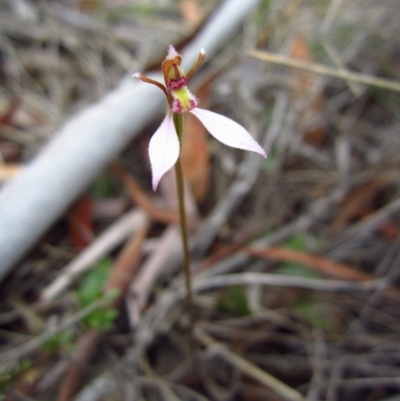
xmin=244 ymin=246 xmax=372 ymax=282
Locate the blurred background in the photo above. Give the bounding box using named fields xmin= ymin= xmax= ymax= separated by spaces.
xmin=1 ymin=0 xmax=400 ymax=400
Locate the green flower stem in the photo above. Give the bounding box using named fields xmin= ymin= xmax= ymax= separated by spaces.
xmin=172 ymin=113 xmax=195 ymax=358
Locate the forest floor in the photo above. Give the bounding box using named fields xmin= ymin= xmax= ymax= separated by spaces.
xmin=1 ymin=1 xmax=400 ymax=400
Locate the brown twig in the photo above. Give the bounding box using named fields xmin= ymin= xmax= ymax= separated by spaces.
xmin=244 ymin=246 xmax=372 ymax=282
xmin=57 ymin=330 xmax=101 ymax=401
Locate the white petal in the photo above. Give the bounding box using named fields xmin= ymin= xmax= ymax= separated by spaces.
xmin=149 ymin=114 xmax=180 ymax=190
xmin=167 ymin=45 xmax=179 ymax=60
xmin=190 ymin=108 xmax=266 ymax=157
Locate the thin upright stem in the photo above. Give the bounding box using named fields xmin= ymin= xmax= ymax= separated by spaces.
xmin=172 ymin=113 xmax=196 ymax=359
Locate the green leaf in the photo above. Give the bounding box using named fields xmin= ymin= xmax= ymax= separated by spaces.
xmin=75 ymin=259 xmax=118 ymax=331
xmin=284 ymin=234 xmax=308 ymax=251
xmin=92 ymin=173 xmax=118 ymax=199
xmin=42 ymin=331 xmax=75 ymax=353
xmin=217 ymin=285 xmax=251 ymax=316
xmin=76 ymin=259 xmax=112 ymax=307
xmin=81 ymin=308 xmax=118 ymax=331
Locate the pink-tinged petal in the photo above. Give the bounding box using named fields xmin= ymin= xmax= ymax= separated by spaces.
xmin=149 ymin=113 xmax=180 ymax=190
xmin=190 ymin=108 xmax=266 ymax=157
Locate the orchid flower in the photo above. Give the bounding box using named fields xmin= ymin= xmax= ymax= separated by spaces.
xmin=134 ymin=45 xmax=266 ymax=190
